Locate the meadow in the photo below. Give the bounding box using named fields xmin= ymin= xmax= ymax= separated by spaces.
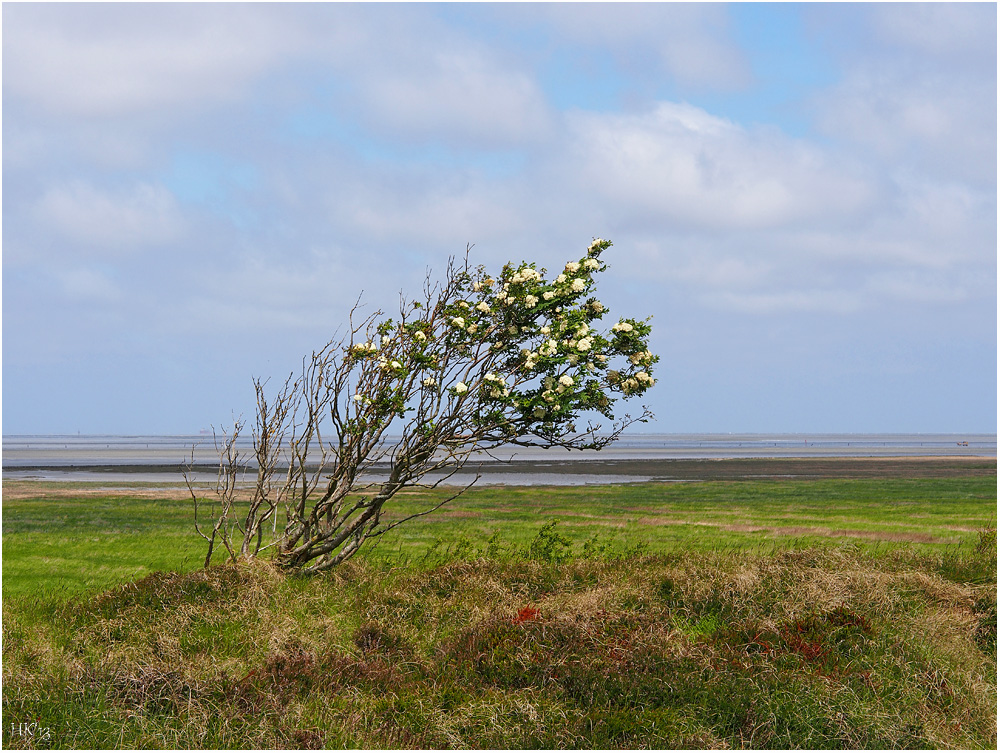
xmin=2 ymin=466 xmax=996 ymax=748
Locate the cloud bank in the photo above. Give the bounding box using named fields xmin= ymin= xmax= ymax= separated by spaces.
xmin=3 ymin=3 xmax=995 ymax=433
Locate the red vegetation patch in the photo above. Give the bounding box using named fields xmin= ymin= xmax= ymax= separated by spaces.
xmin=514 ymin=606 xmax=541 ymax=624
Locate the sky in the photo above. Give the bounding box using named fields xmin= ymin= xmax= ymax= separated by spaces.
xmin=2 ymin=2 xmax=996 ymax=436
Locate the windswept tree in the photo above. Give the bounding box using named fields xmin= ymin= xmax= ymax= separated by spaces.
xmin=187 ymin=239 xmax=658 ymax=572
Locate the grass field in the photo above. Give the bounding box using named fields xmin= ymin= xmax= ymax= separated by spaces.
xmin=3 ymin=467 xmax=997 ymax=748
xmin=3 ymin=474 xmax=995 ymax=598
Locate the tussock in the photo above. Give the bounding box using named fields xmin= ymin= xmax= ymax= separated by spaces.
xmin=4 ymin=544 xmax=996 ymax=749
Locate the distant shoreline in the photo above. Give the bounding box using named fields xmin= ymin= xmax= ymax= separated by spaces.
xmin=5 ymin=432 xmax=994 ymax=485
xmin=4 ymin=455 xmax=994 ymax=485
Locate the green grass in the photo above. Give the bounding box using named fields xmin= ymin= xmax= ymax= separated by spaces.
xmin=374 ymin=477 xmax=994 ymax=558
xmin=3 ymin=476 xmax=995 ymax=598
xmin=3 ymin=549 xmax=996 ymax=749
xmin=2 ymin=489 xmax=204 ymax=599
xmin=2 ymin=475 xmax=996 ymax=748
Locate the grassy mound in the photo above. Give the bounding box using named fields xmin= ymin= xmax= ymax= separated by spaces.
xmin=4 ymin=540 xmax=996 ymax=749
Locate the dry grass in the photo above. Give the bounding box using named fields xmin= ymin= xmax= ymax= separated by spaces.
xmin=4 ymin=541 xmax=996 ymax=749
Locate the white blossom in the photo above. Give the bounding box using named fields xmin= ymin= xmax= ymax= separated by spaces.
xmin=584 ymin=258 xmax=600 ymax=270
xmin=556 ymin=273 xmax=567 ymax=284
xmin=413 ymin=331 xmax=427 ymax=342
xmin=559 ymin=374 xmax=574 ymax=387
xmin=422 ymin=377 xmax=437 ymax=387
xmin=543 ymin=291 xmax=555 ymax=301
xmin=453 ymin=382 xmax=468 ymax=394
xmin=571 ymin=278 xmax=586 ymax=293
xmin=565 ymin=261 xmax=581 ymax=273
xmin=525 ymin=295 xmax=538 ymax=307
xmin=577 ymin=338 xmax=592 ymax=352
xmin=451 ymin=316 xmax=466 ymax=328
xmin=476 ymin=301 xmax=491 ymax=313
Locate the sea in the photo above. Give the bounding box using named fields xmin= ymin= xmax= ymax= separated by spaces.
xmin=2 ymin=433 xmax=995 ymax=486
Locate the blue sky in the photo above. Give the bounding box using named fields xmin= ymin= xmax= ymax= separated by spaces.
xmin=3 ymin=2 xmax=996 ymax=435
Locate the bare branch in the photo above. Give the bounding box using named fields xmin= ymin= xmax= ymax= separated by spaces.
xmin=190 ymin=237 xmax=658 ymax=571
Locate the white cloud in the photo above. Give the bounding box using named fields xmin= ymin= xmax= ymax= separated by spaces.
xmin=287 ymin=88 xmax=990 ymax=317
xmin=51 ymin=267 xmax=123 ymax=303
xmin=708 ymin=288 xmax=864 ymax=315
xmin=327 ymin=173 xmax=525 ymax=252
xmin=3 ymin=4 xmax=317 ymax=118
xmin=498 ymin=3 xmax=750 ymax=90
xmin=865 ymin=271 xmax=974 ymax=306
xmin=882 ymin=176 xmax=996 ymax=265
xmin=562 ymin=102 xmax=877 ymax=231
xmin=153 ymin=245 xmax=426 ymax=346
xmin=2 ymin=3 xmax=994 ymax=434
xmin=660 ymin=250 xmax=772 ymax=291
xmin=814 ymin=69 xmax=996 ymax=186
xmin=34 ymin=181 xmax=184 ymax=250
xmin=869 ymin=3 xmax=996 ymax=63
xmin=808 ymin=5 xmax=996 ymax=187
xmin=4 ymin=4 xmax=557 ymax=160
xmin=357 ymin=49 xmax=553 ymax=148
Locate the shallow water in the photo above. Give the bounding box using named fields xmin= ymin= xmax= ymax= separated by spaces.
xmin=3 ymin=432 xmax=994 ymax=485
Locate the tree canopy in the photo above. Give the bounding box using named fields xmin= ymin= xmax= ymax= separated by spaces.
xmin=188 ymin=239 xmax=658 ymax=572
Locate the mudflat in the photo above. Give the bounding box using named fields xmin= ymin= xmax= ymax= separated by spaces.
xmin=466 ymin=455 xmax=996 ymax=481
xmin=2 ymin=456 xmax=994 ymax=498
